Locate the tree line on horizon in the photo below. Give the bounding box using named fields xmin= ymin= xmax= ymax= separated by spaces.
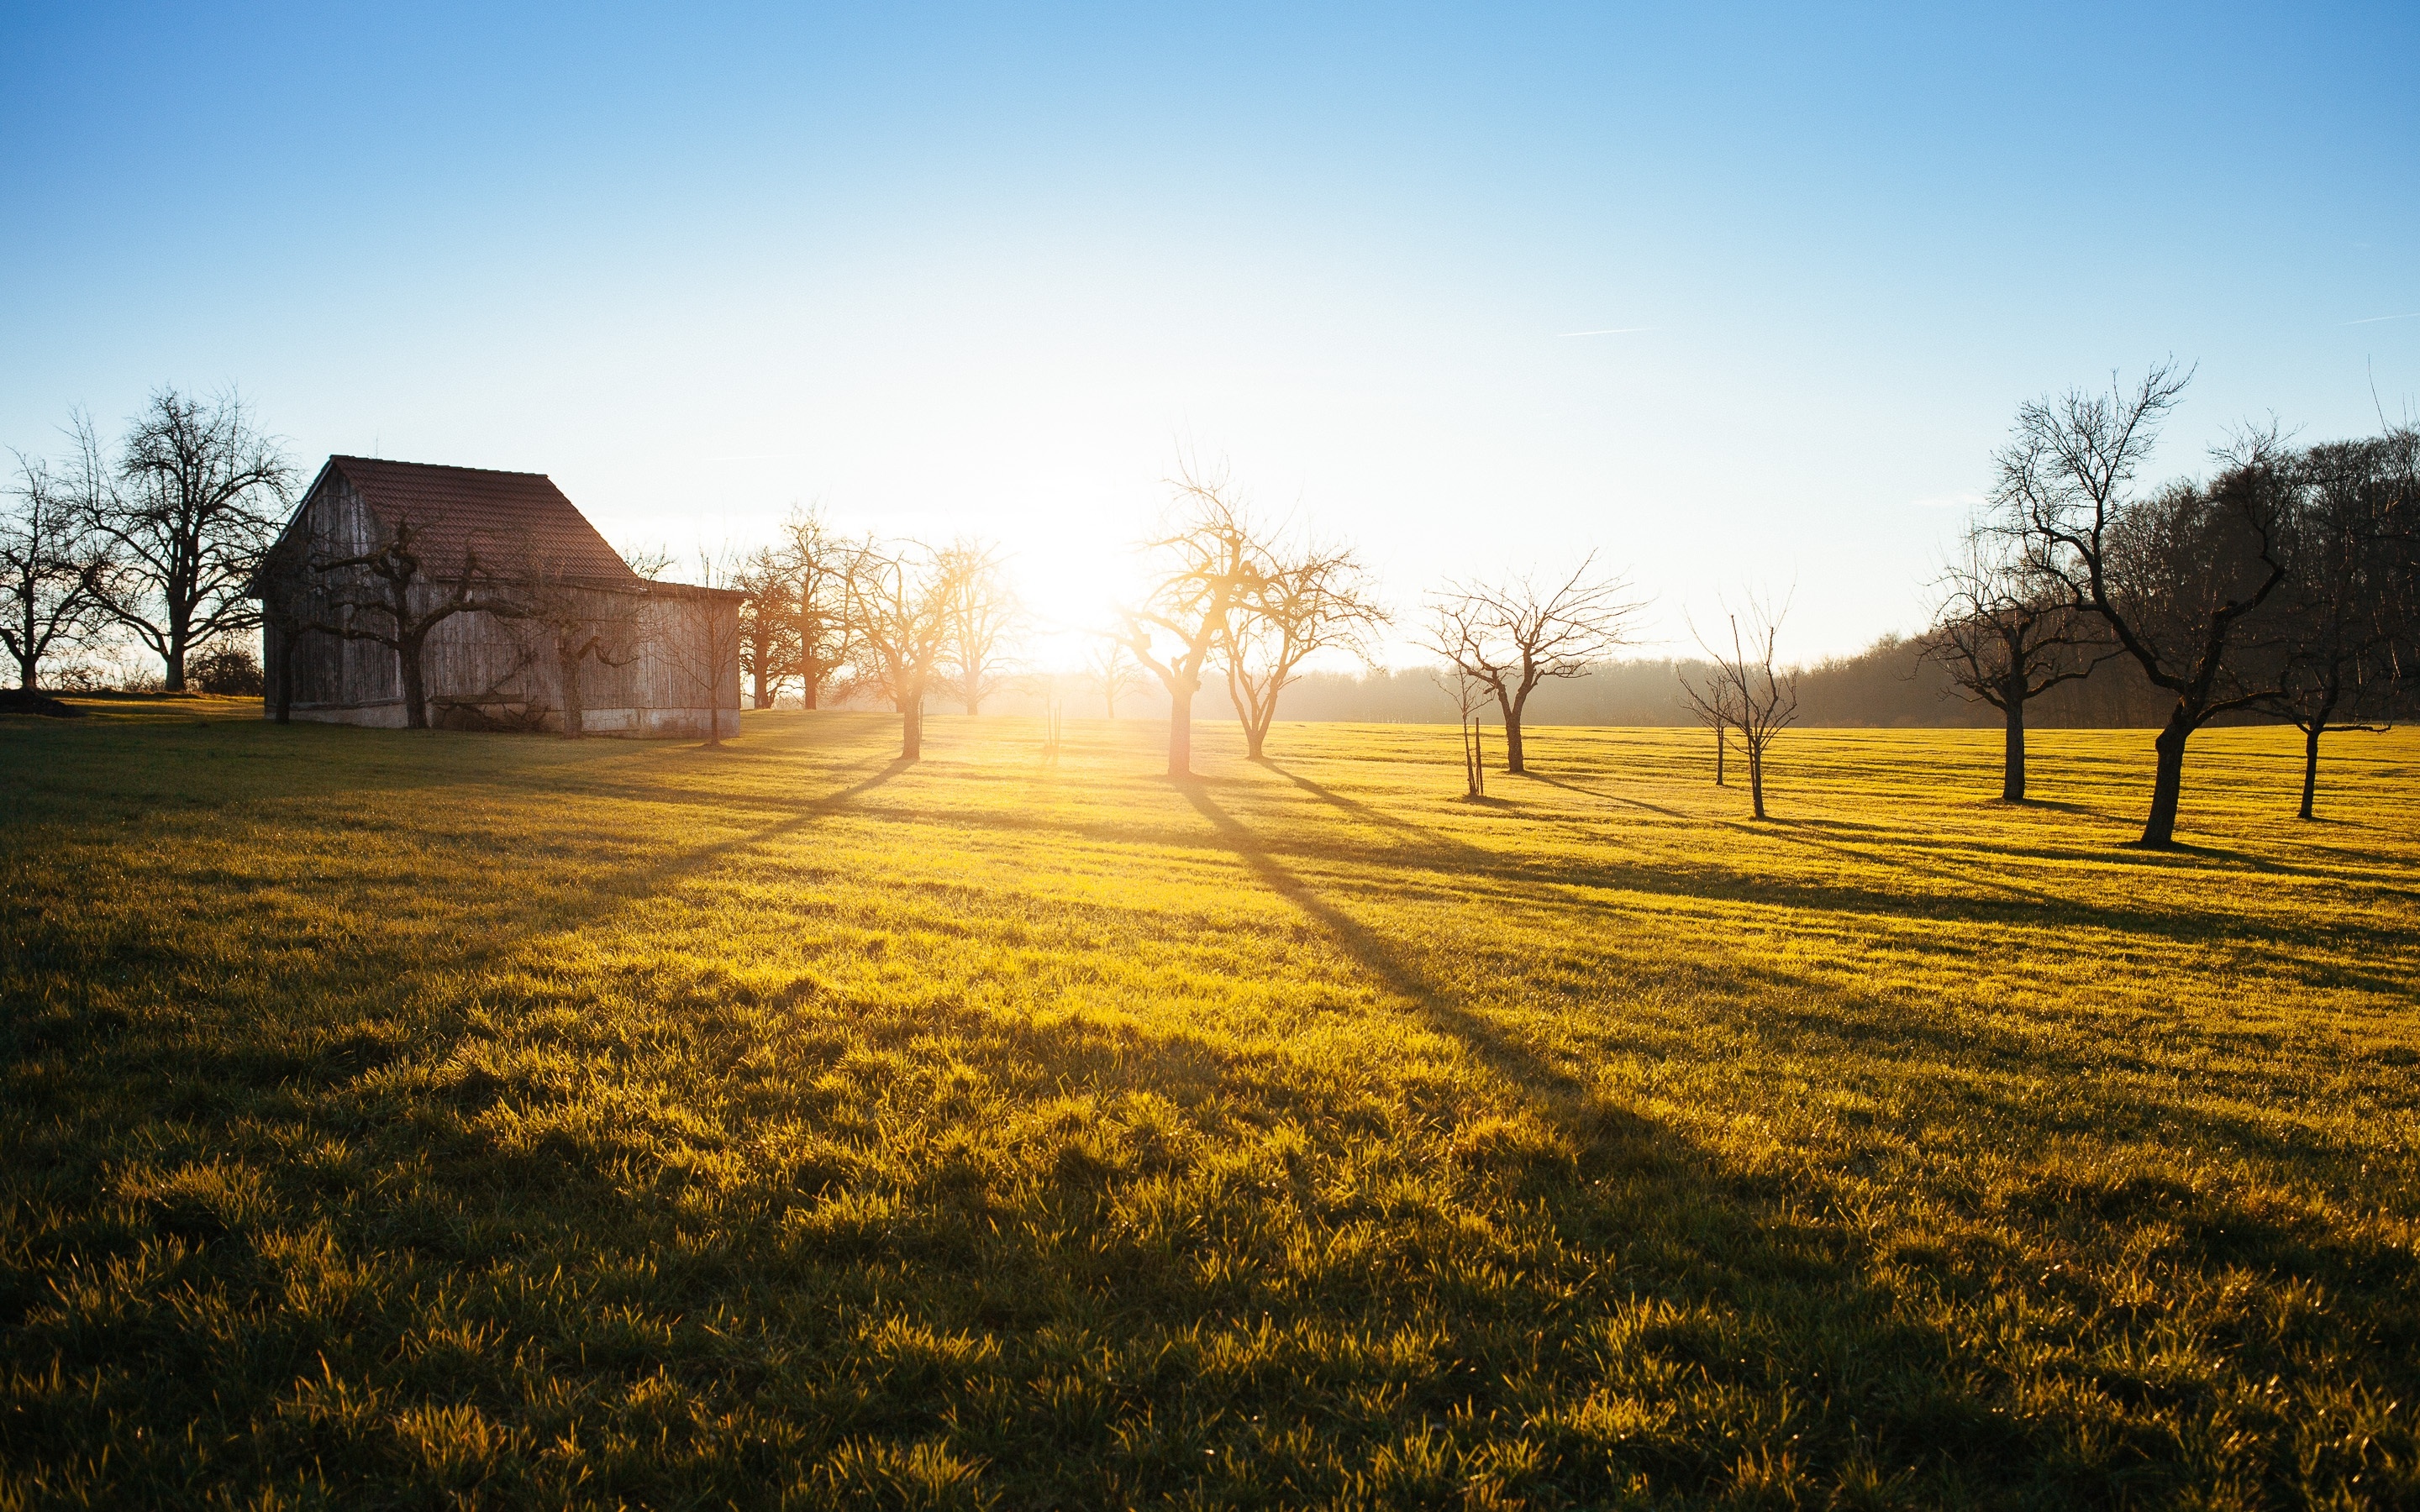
xmin=6 ymin=368 xmax=2415 ymax=847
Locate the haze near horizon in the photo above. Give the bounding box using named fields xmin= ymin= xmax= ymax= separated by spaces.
xmin=3 ymin=2 xmax=2414 ymax=664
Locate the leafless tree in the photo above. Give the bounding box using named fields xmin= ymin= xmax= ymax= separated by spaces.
xmin=1924 ymin=528 xmax=2117 ymax=801
xmin=733 ymin=544 xmax=801 ymax=709
xmin=312 ymin=517 xmax=494 ymax=729
xmin=2 ymin=454 xmax=115 ymax=690
xmin=658 ymin=549 xmax=746 ymax=748
xmin=1221 ymin=538 xmax=1389 ymax=759
xmin=621 ymin=543 xmax=674 ymax=580
xmin=1993 ymin=365 xmax=2296 ymax=846
xmin=79 ymin=389 xmax=295 ymax=690
xmin=251 ymin=540 xmax=313 ymax=724
xmin=1687 ymin=597 xmax=1798 ymax=820
xmin=1115 ymin=470 xmax=1266 ymax=778
xmin=493 ymin=549 xmax=649 ymax=739
xmin=1677 ymin=661 xmax=1739 ymax=787
xmin=2264 ymin=429 xmax=2417 ymax=817
xmin=1422 ymin=555 xmax=1644 ymax=774
xmin=940 ymin=540 xmax=1021 ymax=715
xmin=1084 ymin=639 xmax=1149 ymax=718
xmin=778 ymin=508 xmax=856 ymax=710
xmin=1433 ymin=658 xmax=1491 ymax=800
xmin=844 ymin=537 xmax=956 ymax=760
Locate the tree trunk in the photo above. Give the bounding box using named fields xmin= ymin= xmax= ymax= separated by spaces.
xmin=1497 ymin=689 xmax=1527 ymax=774
xmin=2001 ymin=687 xmax=2027 ymax=802
xmin=13 ymin=647 xmax=36 ymax=691
xmin=163 ymin=628 xmax=188 ymax=692
xmin=398 ymin=642 xmax=429 ymax=729
xmin=558 ymin=641 xmax=586 ymax=739
xmin=802 ymin=668 xmax=821 ymax=711
xmin=1714 ymin=723 xmax=1726 ymax=786
xmin=1244 ymin=695 xmax=1272 ymax=759
xmin=1168 ymin=682 xmax=1194 ymax=777
xmin=2299 ymin=723 xmax=2322 ymax=821
xmin=1747 ymin=742 xmax=1766 ymax=820
xmin=271 ymin=621 xmax=296 ymax=724
xmin=900 ymin=698 xmax=922 ymax=760
xmin=2138 ymin=711 xmax=2193 ymax=847
xmin=752 ymin=667 xmax=771 ymax=709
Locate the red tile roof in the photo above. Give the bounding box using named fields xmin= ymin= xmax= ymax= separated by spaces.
xmin=320 ymin=456 xmax=642 ymax=585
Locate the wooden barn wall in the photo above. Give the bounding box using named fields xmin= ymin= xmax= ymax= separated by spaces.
xmin=259 ymin=471 xmax=741 ymax=734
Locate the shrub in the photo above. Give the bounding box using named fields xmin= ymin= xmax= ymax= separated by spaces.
xmin=188 ymin=644 xmax=265 ymax=696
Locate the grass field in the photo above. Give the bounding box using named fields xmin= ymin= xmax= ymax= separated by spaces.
xmin=3 ymin=701 xmax=2417 ymax=1509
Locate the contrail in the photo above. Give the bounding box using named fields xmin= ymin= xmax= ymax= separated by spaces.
xmin=1558 ymin=326 xmax=1659 ymax=337
xmin=2338 ymin=312 xmax=2420 ymax=326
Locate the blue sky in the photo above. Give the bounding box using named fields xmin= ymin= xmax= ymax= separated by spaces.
xmin=4 ymin=3 xmax=2414 ymax=662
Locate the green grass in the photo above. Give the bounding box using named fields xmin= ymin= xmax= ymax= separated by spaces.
xmin=3 ymin=701 xmax=2417 ymax=1509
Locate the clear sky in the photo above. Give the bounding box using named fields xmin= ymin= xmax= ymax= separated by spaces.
xmin=4 ymin=3 xmax=2415 ymax=664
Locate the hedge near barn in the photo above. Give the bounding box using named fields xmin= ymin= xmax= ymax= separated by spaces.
xmin=250 ymin=456 xmax=743 ymax=737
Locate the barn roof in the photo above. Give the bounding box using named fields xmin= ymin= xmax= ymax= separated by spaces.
xmin=314 ymin=455 xmax=642 ymax=584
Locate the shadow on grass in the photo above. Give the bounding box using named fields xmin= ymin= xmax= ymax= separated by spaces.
xmin=10 ymin=745 xmax=2417 ymax=1506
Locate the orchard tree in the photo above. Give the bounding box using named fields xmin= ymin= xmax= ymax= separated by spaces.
xmin=1085 ymin=640 xmax=1148 ymax=718
xmin=2265 ymin=429 xmax=2417 ymax=818
xmin=941 ymin=540 xmax=1021 ymax=715
xmin=496 ymin=549 xmax=649 ymax=739
xmin=733 ymin=544 xmax=801 ymax=709
xmin=312 ymin=517 xmax=492 ymax=729
xmin=1925 ymin=528 xmax=2115 ymax=801
xmin=780 ymin=508 xmax=857 ymax=709
xmin=1683 ymin=598 xmax=1797 ymax=818
xmin=1 ymin=454 xmax=114 ymax=690
xmin=1221 ymin=538 xmax=1388 ymax=759
xmin=1115 ymin=471 xmax=1265 ymax=779
xmin=1995 ymin=365 xmax=2295 ymax=846
xmin=844 ymin=538 xmax=956 ymax=760
xmin=82 ymin=388 xmax=294 ymax=690
xmin=1423 ymin=555 xmax=1642 ymax=774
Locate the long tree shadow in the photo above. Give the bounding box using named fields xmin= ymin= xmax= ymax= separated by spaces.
xmin=1 ymin=753 xmax=919 ymax=1100
xmin=1260 ymin=760 xmax=1500 ymax=863
xmin=893 ymin=788 xmax=2416 ymax=969
xmin=1179 ymin=783 xmax=1589 ymax=1100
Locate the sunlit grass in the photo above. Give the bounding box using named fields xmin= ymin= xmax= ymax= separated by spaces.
xmin=3 ymin=701 xmax=2416 ymax=1508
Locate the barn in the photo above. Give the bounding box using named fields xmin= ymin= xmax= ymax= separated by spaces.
xmin=250 ymin=456 xmax=742 ymax=737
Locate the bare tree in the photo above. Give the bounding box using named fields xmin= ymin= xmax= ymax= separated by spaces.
xmin=658 ymin=549 xmax=746 ymax=748
xmin=1115 ymin=471 xmax=1265 ymax=778
xmin=1677 ymin=660 xmax=1739 ymax=787
xmin=1221 ymin=538 xmax=1389 ymax=759
xmin=312 ymin=517 xmax=493 ymax=729
xmin=844 ymin=538 xmax=955 ymax=760
xmin=733 ymin=544 xmax=801 ymax=709
xmin=81 ymin=389 xmax=295 ymax=690
xmin=940 ymin=540 xmax=1021 ymax=715
xmin=1924 ymin=528 xmax=2117 ymax=801
xmin=1084 ymin=639 xmax=1149 ymax=718
xmin=494 ymin=551 xmax=649 ymax=739
xmin=1433 ymin=658 xmax=1491 ymax=800
xmin=2265 ymin=429 xmax=2417 ymax=818
xmin=1994 ymin=365 xmax=2295 ymax=846
xmin=1687 ymin=598 xmax=1798 ymax=820
xmin=1 ymin=454 xmax=114 ymax=690
xmin=779 ymin=508 xmax=856 ymax=710
xmin=1423 ymin=555 xmax=1644 ymax=774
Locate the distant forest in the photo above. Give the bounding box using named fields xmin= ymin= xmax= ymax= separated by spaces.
xmin=958 ymin=633 xmax=2187 ymax=729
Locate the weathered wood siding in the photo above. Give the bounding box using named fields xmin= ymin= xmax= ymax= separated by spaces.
xmin=260 ymin=473 xmax=740 ymax=737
